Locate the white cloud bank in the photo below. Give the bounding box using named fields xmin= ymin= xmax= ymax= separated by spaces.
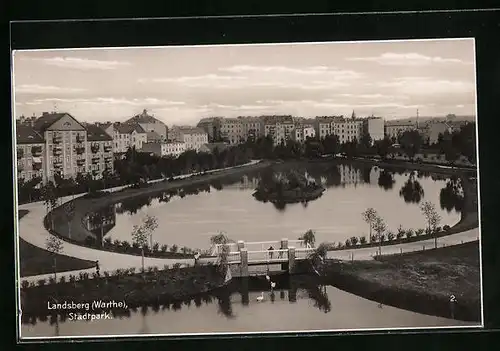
xmin=20 ymin=57 xmax=131 ymax=70
xmin=346 ymin=53 xmax=472 ymax=66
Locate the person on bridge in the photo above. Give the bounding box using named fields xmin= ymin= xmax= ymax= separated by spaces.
xmin=268 ymin=246 xmax=275 ymax=260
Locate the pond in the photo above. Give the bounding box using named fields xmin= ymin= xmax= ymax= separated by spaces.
xmin=21 ymin=278 xmax=475 ymax=338
xmin=93 ymin=162 xmax=462 ymax=251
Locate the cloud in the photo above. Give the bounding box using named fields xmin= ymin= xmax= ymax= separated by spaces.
xmin=376 ymin=77 xmax=475 ymax=95
xmin=23 ymin=97 xmax=186 ymax=107
xmin=139 ymin=74 xmax=246 ymax=85
xmin=219 ymin=65 xmax=363 ymax=79
xmin=346 ymin=53 xmax=471 ymax=66
xmin=21 ymin=57 xmax=131 ymax=70
xmin=16 ymin=84 xmax=87 ymax=94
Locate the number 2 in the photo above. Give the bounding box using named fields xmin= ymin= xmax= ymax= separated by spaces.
xmin=450 ymin=295 xmax=456 ymax=302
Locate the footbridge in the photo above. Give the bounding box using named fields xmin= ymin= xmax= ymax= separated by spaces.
xmin=209 ymin=239 xmax=316 ymax=277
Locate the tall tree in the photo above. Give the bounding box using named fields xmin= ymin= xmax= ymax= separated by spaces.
xmin=372 ymin=215 xmax=387 ymax=255
xmin=131 ymin=215 xmax=159 ymax=272
xmin=45 ymin=236 xmax=64 ymax=282
xmin=362 ymin=208 xmax=378 ymax=243
xmin=41 ymin=181 xmax=58 ymax=230
xmin=63 ymin=201 xmax=75 ymax=239
xmin=420 ymin=201 xmax=442 ymax=248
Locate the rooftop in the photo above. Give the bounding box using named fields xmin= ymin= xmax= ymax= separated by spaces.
xmin=125 ymin=109 xmax=165 ymax=125
xmin=85 ymin=124 xmax=113 ymax=141
xmin=16 ymin=124 xmax=45 ymax=144
xmin=115 ymin=123 xmax=146 ymax=134
xmin=33 ymin=112 xmax=75 ymax=132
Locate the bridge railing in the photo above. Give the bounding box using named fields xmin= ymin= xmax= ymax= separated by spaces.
xmin=289 ymin=240 xmax=310 ymax=249
xmin=244 ymin=241 xmax=283 ymax=252
xmin=247 ymin=249 xmax=289 ymax=263
xmin=226 ymin=252 xmax=242 ymax=263
xmin=212 ymin=243 xmax=239 ymax=255
xmin=295 ymin=248 xmax=316 ymax=260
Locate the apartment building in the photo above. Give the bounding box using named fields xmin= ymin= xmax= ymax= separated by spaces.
xmin=384 ymin=120 xmax=417 ymax=140
xmin=314 ymin=116 xmax=337 ymax=139
xmin=124 ymin=109 xmax=168 ymax=140
xmin=293 ymin=125 xmax=316 ymax=143
xmin=239 ymin=116 xmax=262 ymax=142
xmin=363 ymin=117 xmax=385 ymax=144
xmin=33 ymin=112 xmax=89 ymax=181
xmin=16 ymin=124 xmax=45 ymax=182
xmin=262 ymin=115 xmax=295 ymax=145
xmin=104 ymin=123 xmax=147 ymax=152
xmin=141 ymin=141 xmax=186 ymax=158
xmin=332 ymin=117 xmax=364 ymax=144
xmin=85 ymin=124 xmax=114 ymax=179
xmin=170 ymin=126 xmax=208 ymax=151
xmin=220 ymin=118 xmax=245 ymax=144
xmin=197 ymin=117 xmax=223 ymax=142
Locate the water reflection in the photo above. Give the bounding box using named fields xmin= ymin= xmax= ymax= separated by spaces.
xmin=440 ymin=177 xmax=465 ymax=213
xmin=84 ymin=205 xmax=116 ymax=245
xmin=399 ymin=172 xmax=425 ymax=204
xmin=378 ymin=170 xmax=395 ymax=191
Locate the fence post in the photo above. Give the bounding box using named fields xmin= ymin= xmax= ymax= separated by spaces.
xmin=351 ymin=252 xmax=354 ymax=262
xmin=288 ymin=247 xmax=296 ymax=274
xmin=237 ymin=240 xmax=245 ymax=251
xmin=280 ymin=238 xmax=289 ymax=271
xmin=400 ymin=248 xmax=402 ymax=255
xmin=240 ymin=248 xmax=249 ymax=278
xmin=422 ymin=245 xmax=425 ymax=251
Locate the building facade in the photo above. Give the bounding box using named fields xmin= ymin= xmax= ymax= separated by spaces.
xmin=220 ymin=118 xmax=245 ymax=144
xmin=141 ymin=141 xmax=187 ymax=158
xmin=105 ymin=123 xmax=147 ymax=152
xmin=33 ymin=112 xmax=89 ymax=182
xmin=262 ymin=116 xmax=295 ymax=145
xmin=197 ymin=117 xmax=223 ymax=142
xmin=16 ymin=124 xmax=45 ymax=182
xmin=332 ymin=117 xmax=364 ymax=144
xmin=364 ymin=117 xmax=385 ymax=144
xmin=384 ymin=120 xmax=417 ymax=141
xmin=170 ymin=127 xmax=208 ymax=151
xmin=85 ymin=124 xmax=114 ymax=179
xmin=293 ymin=125 xmax=316 ymax=143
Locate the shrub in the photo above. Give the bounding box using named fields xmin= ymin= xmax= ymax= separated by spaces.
xmin=435 ymin=226 xmax=442 ymax=233
xmin=152 ymin=242 xmax=160 ymax=252
xmin=21 ymin=280 xmax=30 ymax=289
xmin=172 ymin=263 xmax=182 ymax=270
xmin=92 ymin=272 xmax=100 ymax=279
xmin=397 ymin=225 xmax=404 ymax=237
xmin=153 ymin=266 xmax=159 ymax=273
xmin=443 ymin=225 xmax=451 ymax=231
xmin=379 ymin=234 xmax=386 ymax=242
xmin=59 ymin=276 xmax=66 ymax=284
xmin=350 ymin=236 xmax=359 ymax=245
xmin=425 ymin=227 xmax=432 ymax=235
xmin=415 ymin=228 xmax=425 ymax=236
xmin=103 ymin=237 xmax=112 ymax=247
xmin=121 ymin=241 xmax=131 ymax=251
xmin=69 ymin=275 xmax=76 ymax=283
xmin=48 ymin=276 xmax=56 ymax=285
xmin=371 ymin=235 xmax=377 ymax=243
xmin=405 ymin=229 xmax=415 ymax=238
xmin=170 ymin=244 xmax=179 ymax=253
xmin=163 ymin=264 xmax=170 ymax=270
xmin=147 ymin=266 xmax=154 ymax=273
xmin=113 ymin=239 xmax=121 ymax=247
xmin=359 ymin=236 xmax=367 ymax=244
xmin=37 ymin=279 xmax=46 ymax=287
xmin=129 ymin=267 xmax=136 ymax=275
xmin=387 ymin=231 xmax=395 ymax=241
xmin=103 ymin=271 xmax=110 ymax=278
xmin=336 ymin=242 xmax=343 ymax=249
xmin=345 ymin=239 xmax=351 ymax=247
xmin=160 ymin=244 xmax=168 ymax=253
xmin=143 ymin=244 xmax=150 ymax=253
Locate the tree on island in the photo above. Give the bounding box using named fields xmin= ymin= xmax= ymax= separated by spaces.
xmin=372 ymin=215 xmax=387 ymax=256
xmin=420 ymin=201 xmax=442 ymax=249
xmin=362 ymin=208 xmax=378 ymax=243
xmin=299 ymin=229 xmax=316 ymax=247
xmin=131 ymin=215 xmax=159 ymax=273
xmin=374 ymin=137 xmax=393 ymax=160
xmin=45 ymin=235 xmax=64 ymax=283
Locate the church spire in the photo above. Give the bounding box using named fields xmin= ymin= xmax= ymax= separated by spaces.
xmin=351 ymin=110 xmax=356 ymax=119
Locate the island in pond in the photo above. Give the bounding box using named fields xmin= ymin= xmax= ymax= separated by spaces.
xmin=252 ymin=170 xmax=325 ymax=205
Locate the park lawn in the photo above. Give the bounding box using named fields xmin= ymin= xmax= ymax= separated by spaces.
xmin=18 ymin=210 xmax=96 ymax=277
xmin=323 ymin=241 xmax=481 ymax=321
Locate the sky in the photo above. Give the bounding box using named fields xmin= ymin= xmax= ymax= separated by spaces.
xmin=12 ymin=39 xmax=477 ymax=126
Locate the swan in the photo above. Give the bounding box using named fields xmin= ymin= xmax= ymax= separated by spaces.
xmin=256 ymin=292 xmax=264 ymax=302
